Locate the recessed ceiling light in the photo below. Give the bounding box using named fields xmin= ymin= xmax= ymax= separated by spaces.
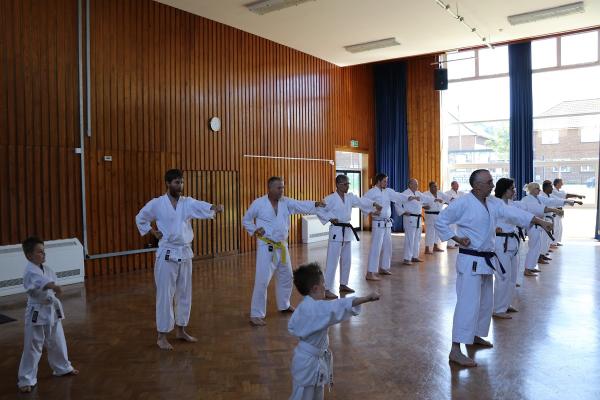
xmin=245 ymin=0 xmax=316 ymax=15
xmin=507 ymin=2 xmax=585 ymax=25
xmin=344 ymin=38 xmax=400 ymax=53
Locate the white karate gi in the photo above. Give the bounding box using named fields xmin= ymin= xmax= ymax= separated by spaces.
xmin=421 ymin=191 xmax=449 ymax=248
xmin=243 ymin=196 xmax=317 ymax=318
xmin=18 ymin=262 xmax=74 ymax=388
xmin=551 ymin=188 xmax=567 ymax=243
xmin=493 ymin=200 xmax=544 ymax=312
xmin=363 ymin=187 xmax=408 ymax=272
xmin=316 ymin=192 xmax=375 ymax=291
xmin=136 ymin=194 xmax=215 ymax=333
xmin=444 ymin=189 xmax=466 ymax=247
xmin=399 ymin=189 xmax=424 ymax=261
xmin=520 ymin=194 xmax=569 ymax=271
xmin=288 ymin=296 xmax=361 ymax=400
xmin=436 ymin=193 xmax=534 ymax=344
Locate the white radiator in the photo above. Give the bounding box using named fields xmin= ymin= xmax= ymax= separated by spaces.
xmin=0 ymin=238 xmax=85 ymax=297
xmin=301 ymin=215 xmax=330 ymax=244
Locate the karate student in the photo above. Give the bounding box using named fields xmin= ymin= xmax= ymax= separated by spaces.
xmin=317 ymin=174 xmax=382 ymax=299
xmin=435 ymin=170 xmax=552 ymax=367
xmin=400 ymin=179 xmax=425 ymax=265
xmin=242 ymin=176 xmax=326 ymax=327
xmin=288 ymin=262 xmax=379 ymax=400
xmin=444 ymin=181 xmax=465 ymax=249
xmin=421 ymin=181 xmax=449 ymax=254
xmin=17 ymin=237 xmax=79 ymax=393
xmin=363 ymin=173 xmax=410 ymax=280
xmin=520 ymin=182 xmax=579 ymax=276
xmin=551 ymin=178 xmax=585 ymax=246
xmin=491 ymin=179 xmax=544 ymax=318
xmin=136 ymin=169 xmax=224 ymax=350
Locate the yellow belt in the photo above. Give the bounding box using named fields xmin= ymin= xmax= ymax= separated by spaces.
xmin=258 ymin=236 xmax=287 ymax=264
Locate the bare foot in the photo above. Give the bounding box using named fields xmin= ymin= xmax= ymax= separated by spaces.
xmin=473 ymin=336 xmax=493 ymax=347
xmin=176 ymin=330 xmax=198 ymax=343
xmin=339 ymin=285 xmax=355 ymax=293
xmin=449 ymin=350 xmax=477 ymax=367
xmin=325 ymin=290 xmax=338 ymax=299
xmin=402 ymin=260 xmax=412 ymax=266
xmin=492 ymin=312 xmax=512 ymax=319
xmin=157 ymin=336 xmax=174 ymax=350
xmin=425 ymin=247 xmax=433 ymax=254
xmin=507 ymin=306 xmax=519 ymax=313
xmin=280 ymin=306 xmax=295 ymax=313
xmin=378 ymin=269 xmax=392 ymax=275
xmin=57 ymin=368 xmax=79 ymax=377
xmin=433 ymin=246 xmax=444 ymax=252
xmin=365 ymin=272 xmax=381 ymax=281
xmin=411 ymin=258 xmax=423 ymax=263
xmin=531 ymin=268 xmax=542 ymax=273
xmin=249 ymin=317 xmax=266 ymax=326
xmin=524 ymin=269 xmax=538 ymax=276
xmin=18 ymin=386 xmax=33 ymax=393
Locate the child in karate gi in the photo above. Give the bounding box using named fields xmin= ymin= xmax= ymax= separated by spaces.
xmin=288 ymin=262 xmax=379 ymax=399
xmin=17 ymin=236 xmax=78 ymax=393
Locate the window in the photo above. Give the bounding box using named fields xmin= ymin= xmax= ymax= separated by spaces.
xmin=581 ymin=126 xmax=600 ymax=143
xmin=541 ymin=130 xmax=559 ymax=144
xmin=532 ymin=38 xmax=557 ymax=70
xmin=561 ymin=31 xmax=599 ymax=66
xmin=581 ymin=165 xmax=595 ymax=172
xmin=447 ymin=50 xmax=475 ymax=80
xmin=478 ymin=46 xmax=508 ymax=76
xmin=552 ymin=166 xmax=571 ymax=173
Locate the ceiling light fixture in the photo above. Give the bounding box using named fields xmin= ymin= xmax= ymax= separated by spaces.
xmin=507 ymin=2 xmax=585 ymax=25
xmin=245 ymin=0 xmax=316 ymax=15
xmin=344 ymin=38 xmax=400 ymax=53
xmin=434 ymin=0 xmax=493 ymax=49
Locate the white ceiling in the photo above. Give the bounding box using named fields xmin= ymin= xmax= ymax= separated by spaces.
xmin=155 ymin=0 xmax=600 ymax=66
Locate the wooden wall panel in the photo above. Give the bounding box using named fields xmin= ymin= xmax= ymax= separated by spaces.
xmin=0 ymin=0 xmax=83 ymax=247
xmin=1 ymin=0 xmax=379 ymax=277
xmin=406 ymin=56 xmax=441 ymax=191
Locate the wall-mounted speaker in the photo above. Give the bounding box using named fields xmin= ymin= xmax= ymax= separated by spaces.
xmin=434 ymin=68 xmax=448 ymax=90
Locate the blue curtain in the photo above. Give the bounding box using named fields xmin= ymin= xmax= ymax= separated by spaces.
xmin=508 ymin=42 xmax=534 ymax=199
xmin=374 ymin=61 xmax=409 ymax=232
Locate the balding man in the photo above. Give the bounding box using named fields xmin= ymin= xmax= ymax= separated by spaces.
xmin=242 ymin=177 xmax=326 ymax=326
xmin=436 ymin=170 xmax=552 ymax=367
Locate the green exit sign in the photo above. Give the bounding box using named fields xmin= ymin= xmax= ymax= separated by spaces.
xmin=350 ymin=140 xmax=359 ymax=148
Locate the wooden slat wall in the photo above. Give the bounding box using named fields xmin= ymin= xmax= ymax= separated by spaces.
xmin=0 ymin=0 xmax=83 ymax=247
xmin=1 ymin=0 xmax=378 ymax=276
xmin=406 ymin=56 xmax=441 ymax=189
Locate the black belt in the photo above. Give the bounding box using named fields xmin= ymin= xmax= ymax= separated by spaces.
xmin=537 ymin=225 xmax=556 ymax=242
xmin=332 ymin=222 xmax=360 ymax=241
xmin=424 ymin=211 xmax=440 ymax=215
xmin=373 ymin=218 xmax=393 ymax=229
xmin=459 ymin=248 xmax=505 ymax=274
xmin=496 ymin=231 xmax=520 ymax=253
xmin=406 ymin=213 xmax=422 ymax=228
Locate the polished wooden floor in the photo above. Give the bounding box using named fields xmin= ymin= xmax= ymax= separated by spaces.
xmin=1 ymin=233 xmax=600 ymax=400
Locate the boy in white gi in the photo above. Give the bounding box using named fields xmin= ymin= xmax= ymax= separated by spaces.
xmin=288 ymin=262 xmax=379 ymax=400
xmin=317 ymin=174 xmax=382 ymax=299
xmin=136 ymin=169 xmax=224 ymax=350
xmin=400 ymin=178 xmax=425 ymax=265
xmin=17 ymin=237 xmax=79 ymax=393
xmin=436 ymin=170 xmax=552 ymax=367
xmin=243 ymin=176 xmax=326 ymax=327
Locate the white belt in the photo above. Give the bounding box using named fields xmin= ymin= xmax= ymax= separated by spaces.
xmin=297 ymin=341 xmax=333 ymax=388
